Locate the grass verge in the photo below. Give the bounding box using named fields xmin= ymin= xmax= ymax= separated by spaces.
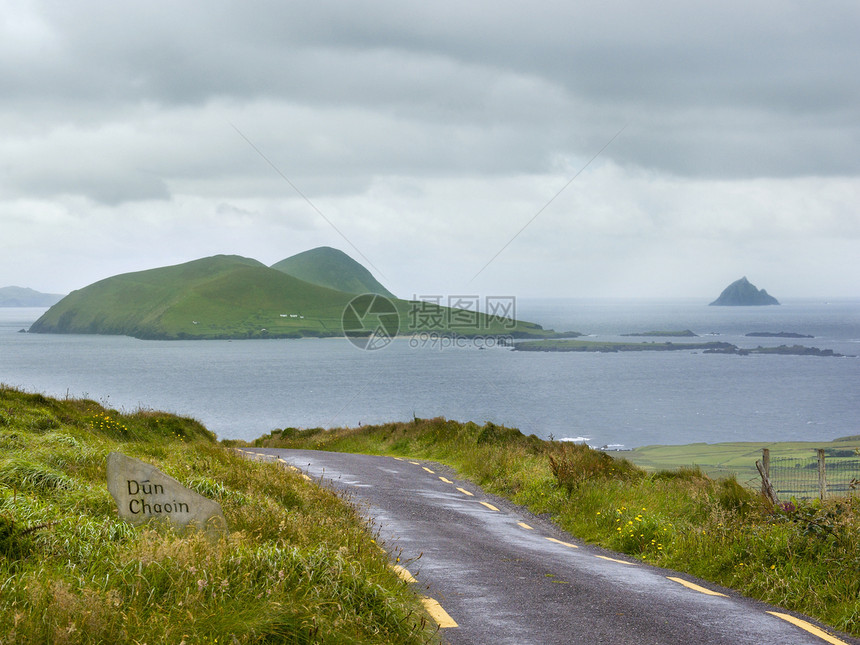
xmin=254 ymin=418 xmax=860 ymax=637
xmin=0 ymin=385 xmax=438 ymax=644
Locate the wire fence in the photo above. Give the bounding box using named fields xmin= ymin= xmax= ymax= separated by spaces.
xmin=763 ymin=449 xmax=860 ymax=501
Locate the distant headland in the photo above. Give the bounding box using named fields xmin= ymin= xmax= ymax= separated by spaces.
xmin=0 ymin=286 xmax=65 ymax=307
xmin=709 ymin=277 xmax=779 ymax=306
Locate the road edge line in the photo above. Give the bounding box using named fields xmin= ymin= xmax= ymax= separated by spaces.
xmin=766 ymin=612 xmax=850 ymax=645
xmin=421 ymin=596 xmax=458 ymax=628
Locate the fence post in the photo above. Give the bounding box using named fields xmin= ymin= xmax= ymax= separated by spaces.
xmin=757 ymin=448 xmax=778 ymax=506
xmin=818 ymin=449 xmax=827 ymax=501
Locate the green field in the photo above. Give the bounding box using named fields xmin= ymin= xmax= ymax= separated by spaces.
xmin=624 ymin=437 xmax=860 ymax=497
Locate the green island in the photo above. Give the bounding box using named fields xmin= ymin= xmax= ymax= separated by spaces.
xmin=514 ymin=339 xmax=852 ymax=357
xmin=257 ymin=418 xmax=860 ymax=638
xmin=0 ymin=386 xmax=438 ymax=644
xmin=28 ymin=247 xmax=551 ymax=341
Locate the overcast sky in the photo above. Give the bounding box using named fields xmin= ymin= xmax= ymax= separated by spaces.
xmin=1 ymin=1 xmax=858 ymax=300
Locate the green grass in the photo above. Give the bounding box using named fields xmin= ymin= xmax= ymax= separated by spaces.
xmin=0 ymin=386 xmax=438 ymax=644
xmin=256 ymin=419 xmax=860 ymax=637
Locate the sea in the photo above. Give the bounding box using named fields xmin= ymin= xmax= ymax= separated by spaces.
xmin=1 ymin=299 xmax=858 ymax=449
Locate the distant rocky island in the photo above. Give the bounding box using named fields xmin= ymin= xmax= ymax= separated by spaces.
xmin=0 ymin=286 xmax=65 ymax=307
xmin=622 ymin=330 xmax=698 ymax=337
xmin=709 ymin=277 xmax=779 ymax=306
xmin=514 ymin=339 xmax=852 ymax=357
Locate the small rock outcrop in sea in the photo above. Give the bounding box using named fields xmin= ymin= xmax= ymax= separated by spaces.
xmin=746 ymin=331 xmax=813 ymax=339
xmin=709 ymin=277 xmax=779 ymax=306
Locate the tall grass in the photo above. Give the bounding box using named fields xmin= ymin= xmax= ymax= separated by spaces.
xmin=0 ymin=386 xmax=437 ymax=644
xmin=257 ymin=417 xmax=860 ymax=637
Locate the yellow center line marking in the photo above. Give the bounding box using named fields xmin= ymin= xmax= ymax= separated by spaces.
xmin=545 ymin=537 xmax=579 ymax=549
xmin=594 ymin=555 xmax=638 ymax=566
xmin=422 ymin=466 xmax=435 ymax=474
xmin=667 ymin=577 xmax=727 ymax=597
xmin=390 ymin=564 xmax=417 ymax=583
xmin=517 ymin=522 xmax=534 ymax=530
xmin=392 ymin=457 xmax=403 ymax=461
xmin=767 ymin=612 xmax=850 ymax=645
xmin=421 ymin=596 xmax=458 ymax=628
xmin=479 ymin=501 xmax=500 ymax=512
xmin=409 ymin=461 xmax=420 ymax=465
xmin=456 ymin=487 xmax=474 ymax=496
xmin=439 ymin=476 xmax=453 ymax=484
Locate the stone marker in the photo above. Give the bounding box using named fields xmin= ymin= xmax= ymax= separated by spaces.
xmin=107 ymin=452 xmax=227 ymax=536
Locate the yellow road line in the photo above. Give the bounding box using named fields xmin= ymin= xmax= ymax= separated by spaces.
xmin=545 ymin=537 xmax=579 ymax=549
xmin=439 ymin=476 xmax=453 ymax=484
xmin=410 ymin=461 xmax=420 ymax=465
xmin=479 ymin=501 xmax=500 ymax=512
xmin=517 ymin=522 xmax=534 ymax=530
xmin=422 ymin=466 xmax=435 ymax=474
xmin=667 ymin=577 xmax=727 ymax=597
xmin=767 ymin=612 xmax=850 ymax=645
xmin=391 ymin=564 xmax=417 ymax=583
xmin=595 ymin=555 xmax=637 ymax=566
xmin=421 ymin=597 xmax=458 ymax=628
xmin=456 ymin=487 xmax=474 ymax=496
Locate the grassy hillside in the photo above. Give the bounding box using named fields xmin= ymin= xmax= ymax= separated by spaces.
xmin=271 ymin=246 xmax=395 ymax=298
xmin=255 ymin=418 xmax=860 ymax=638
xmin=29 ymin=254 xmax=551 ymax=340
xmin=0 ymin=386 xmax=437 ymax=643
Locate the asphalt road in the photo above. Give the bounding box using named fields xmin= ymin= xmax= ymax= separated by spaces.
xmin=240 ymin=448 xmax=857 ymax=645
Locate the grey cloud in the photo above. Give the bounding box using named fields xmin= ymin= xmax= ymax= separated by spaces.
xmin=0 ymin=0 xmax=858 ymax=208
